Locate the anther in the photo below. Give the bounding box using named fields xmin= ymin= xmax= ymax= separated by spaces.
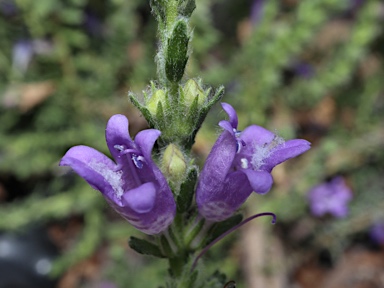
xmin=114 ymin=145 xmax=125 ymax=151
xmin=240 ymin=158 xmax=248 ymax=169
xmin=236 ymin=141 xmax=242 ymax=153
xmin=236 ymin=139 xmax=246 ymax=153
xmin=132 ymin=154 xmax=145 ymax=169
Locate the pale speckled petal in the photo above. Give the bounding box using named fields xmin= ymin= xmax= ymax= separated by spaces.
xmin=261 ymin=139 xmax=311 ymax=172
xmin=60 ymin=145 xmax=122 ymax=203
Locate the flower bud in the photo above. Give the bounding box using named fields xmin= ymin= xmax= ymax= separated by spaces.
xmin=162 ymin=144 xmax=187 ymax=185
xmin=147 ymin=89 xmax=166 ymax=115
xmin=183 ymin=79 xmax=206 ymax=106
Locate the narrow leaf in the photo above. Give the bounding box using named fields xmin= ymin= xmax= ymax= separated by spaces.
xmin=177 ymin=166 xmax=198 ymax=212
xmin=128 ymin=236 xmax=165 ymax=258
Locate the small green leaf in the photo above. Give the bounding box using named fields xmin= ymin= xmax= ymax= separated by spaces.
xmin=155 ymin=100 xmax=166 ymax=129
xmin=129 ymin=92 xmax=155 ymax=127
xmin=150 ymin=0 xmax=166 ymax=22
xmin=178 ymin=0 xmax=196 ymax=17
xmin=177 ymin=166 xmax=197 ymax=212
xmin=128 ymin=236 xmax=165 ymax=258
xmin=160 ymin=235 xmax=174 ymax=257
xmin=165 ymin=20 xmax=189 ymax=83
xmin=186 ymin=95 xmax=199 ymax=125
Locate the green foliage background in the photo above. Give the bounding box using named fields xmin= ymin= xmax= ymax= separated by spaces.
xmin=0 ymin=0 xmax=383 ymax=286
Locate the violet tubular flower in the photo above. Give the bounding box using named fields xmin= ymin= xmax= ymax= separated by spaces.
xmin=370 ymin=222 xmax=384 ymax=245
xmin=308 ymin=177 xmax=352 ymax=218
xmin=196 ymin=103 xmax=311 ymax=222
xmin=60 ymin=114 xmax=176 ymax=235
xmin=12 ymin=39 xmax=34 ymax=74
xmin=250 ymin=0 xmax=264 ymax=25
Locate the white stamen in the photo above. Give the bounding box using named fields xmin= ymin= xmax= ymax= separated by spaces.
xmin=137 ymin=155 xmax=145 ymax=162
xmin=241 ymin=158 xmax=248 ymax=169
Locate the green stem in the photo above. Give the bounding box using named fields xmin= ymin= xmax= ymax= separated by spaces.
xmin=184 ymin=217 xmax=205 ymax=248
xmin=169 ymin=253 xmax=189 ymax=278
xmin=165 ymin=0 xmax=178 ymax=31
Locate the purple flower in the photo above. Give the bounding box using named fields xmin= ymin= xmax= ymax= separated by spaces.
xmin=308 ymin=177 xmax=352 ymax=218
xmin=293 ymin=62 xmax=315 ymax=79
xmin=60 ymin=114 xmax=176 ymax=235
xmin=83 ymin=11 xmax=103 ymax=36
xmin=370 ymin=222 xmax=384 ymax=245
xmin=0 ymin=0 xmax=17 ymax=16
xmin=196 ymin=103 xmax=311 ymax=222
xmin=250 ymin=0 xmax=264 ymax=25
xmin=349 ymin=0 xmax=365 ymax=12
xmin=12 ymin=39 xmax=34 ymax=74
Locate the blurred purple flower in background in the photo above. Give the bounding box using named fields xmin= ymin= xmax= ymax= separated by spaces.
xmin=349 ymin=0 xmax=365 ymax=11
xmin=98 ymin=281 xmax=117 ymax=288
xmin=0 ymin=0 xmax=17 ymax=16
xmin=250 ymin=0 xmax=264 ymax=25
xmin=293 ymin=62 xmax=315 ymax=79
xmin=196 ymin=103 xmax=310 ymax=222
xmin=308 ymin=177 xmax=352 ymax=218
xmin=60 ymin=115 xmax=176 ymax=235
xmin=83 ymin=10 xmax=103 ymax=36
xmin=370 ymin=222 xmax=384 ymax=245
xmin=344 ymin=0 xmax=366 ymax=18
xmin=12 ymin=40 xmax=34 ymax=74
xmin=11 ymin=38 xmax=53 ymax=74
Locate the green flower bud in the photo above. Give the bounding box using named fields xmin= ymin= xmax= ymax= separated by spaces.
xmin=147 ymin=89 xmax=166 ymax=115
xmin=183 ymin=79 xmax=206 ymax=106
xmin=162 ymin=144 xmax=187 ymax=185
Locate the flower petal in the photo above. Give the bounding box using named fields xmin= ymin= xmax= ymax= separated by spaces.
xmin=221 ymin=103 xmax=238 ymax=129
xmin=196 ymin=130 xmax=237 ymax=200
xmin=105 ymin=114 xmax=133 ymax=161
xmin=134 ymin=129 xmax=161 ymax=160
xmin=240 ymin=125 xmax=276 ymax=151
xmin=241 ymin=169 xmax=273 ymax=194
xmin=122 ymin=182 xmax=156 ymax=213
xmin=219 ymin=120 xmax=235 ymax=134
xmin=262 ymin=139 xmax=311 ymax=172
xmin=60 ymin=145 xmax=122 ymax=203
xmin=198 ymin=171 xmax=253 ymax=222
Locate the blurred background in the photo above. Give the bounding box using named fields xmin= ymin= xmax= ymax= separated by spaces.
xmin=0 ymin=0 xmax=383 ymax=287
